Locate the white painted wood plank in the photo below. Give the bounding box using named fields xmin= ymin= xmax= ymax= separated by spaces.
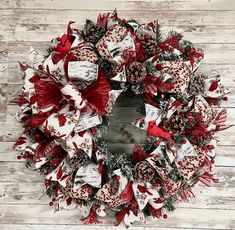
xmin=0 ymin=224 xmax=218 ymax=230
xmin=0 ymin=42 xmax=8 ymax=62
xmin=16 ymin=0 xmax=235 ymax=11
xmin=0 ymin=204 xmax=234 ymax=229
xmin=13 ymin=24 xmax=235 ymax=43
xmin=1 ymin=181 xmax=235 ymax=210
xmin=0 ymin=0 xmax=17 ymax=9
xmin=14 ymin=9 xmax=235 ymax=26
xmin=18 ymin=0 xmax=235 ymax=11
xmin=6 ymin=42 xmax=235 ymax=64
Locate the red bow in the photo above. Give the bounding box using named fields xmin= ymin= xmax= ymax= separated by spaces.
xmin=81 ymin=70 xmax=111 ymax=116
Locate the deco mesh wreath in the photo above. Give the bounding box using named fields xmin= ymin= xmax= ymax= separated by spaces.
xmin=13 ymin=10 xmax=230 ymax=226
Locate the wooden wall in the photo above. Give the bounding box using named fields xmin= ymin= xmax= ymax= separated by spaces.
xmin=0 ymin=0 xmax=234 ymax=229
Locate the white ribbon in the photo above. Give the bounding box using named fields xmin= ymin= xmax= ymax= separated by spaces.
xmin=74 ymin=163 xmax=101 ymax=188
xmin=68 ymin=61 xmax=98 ymax=90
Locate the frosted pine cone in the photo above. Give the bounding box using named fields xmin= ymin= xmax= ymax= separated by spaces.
xmin=138 ymin=33 xmax=157 ymax=54
xmin=133 ymin=160 xmax=155 ymax=182
xmin=68 ymin=150 xmax=88 ymax=169
xmin=83 ymin=20 xmax=106 ymax=44
xmin=127 ymin=62 xmax=147 ymax=84
xmin=189 ymin=74 xmax=205 ymax=95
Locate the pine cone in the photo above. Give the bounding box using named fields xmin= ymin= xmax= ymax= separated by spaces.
xmin=189 ymin=74 xmax=205 ymax=95
xmin=133 ymin=160 xmax=155 ymax=182
xmin=138 ymin=33 xmax=157 ymax=54
xmin=83 ymin=19 xmax=106 ymax=44
xmin=68 ymin=150 xmax=88 ymax=169
xmin=126 ymin=62 xmax=147 ymax=84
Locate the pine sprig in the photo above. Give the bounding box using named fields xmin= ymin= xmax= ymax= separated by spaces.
xmin=164 ymin=197 xmax=176 ymax=212
xmin=155 ymin=20 xmax=162 ymax=54
xmin=145 ymin=61 xmax=156 ymax=75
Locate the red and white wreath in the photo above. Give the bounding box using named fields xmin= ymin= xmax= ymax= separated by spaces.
xmin=13 ymin=10 xmax=230 ymax=226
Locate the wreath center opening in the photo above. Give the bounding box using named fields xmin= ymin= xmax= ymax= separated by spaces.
xmin=104 ymin=92 xmax=147 ymax=154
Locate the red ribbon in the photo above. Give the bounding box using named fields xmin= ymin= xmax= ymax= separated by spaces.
xmin=143 ymin=75 xmax=173 ymax=105
xmin=198 ymin=172 xmax=219 ymax=187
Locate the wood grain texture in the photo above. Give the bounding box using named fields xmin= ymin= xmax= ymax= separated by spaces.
xmin=0 ymin=0 xmax=235 ymax=229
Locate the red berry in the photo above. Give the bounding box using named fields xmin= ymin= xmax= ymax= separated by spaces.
xmin=116 ymin=175 xmax=121 ymax=180
xmin=207 ymin=145 xmax=215 ymax=150
xmin=164 ymin=180 xmax=169 ymax=185
xmin=188 ymin=112 xmax=193 ymax=116
xmin=46 ymin=112 xmax=50 ymax=116
xmin=151 ymin=50 xmax=156 ymax=55
xmin=159 ymin=43 xmax=164 ymax=49
xmin=49 ymin=201 xmax=53 ymax=206
xmin=17 ymin=155 xmax=22 ymax=160
xmin=88 ymin=188 xmax=92 ymax=193
xmin=180 ymin=48 xmax=185 ymax=53
xmin=223 ymin=96 xmax=228 ymax=101
xmin=35 ymin=134 xmax=40 ymax=139
xmin=211 ymin=159 xmax=215 ymax=164
xmin=52 ymin=198 xmax=56 ymax=202
xmin=155 ymin=140 xmax=161 ymax=145
xmin=167 ymin=186 xmax=173 ymax=191
xmin=90 ymin=128 xmax=96 ymax=136
xmin=122 ymin=19 xmax=127 ymax=24
xmin=188 ymin=117 xmax=194 ymax=123
xmin=81 ymin=107 xmax=88 ymax=113
xmin=156 ymin=179 xmax=161 ymax=184
xmin=110 ymin=71 xmax=117 ymax=76
xmin=197 ymin=116 xmax=203 ymax=122
xmin=181 ymin=139 xmax=187 ymax=144
xmin=178 ymin=161 xmax=183 ymax=166
xmin=39 ymin=111 xmax=43 ymax=116
xmin=163 ymin=214 xmax=168 ymax=219
xmin=55 ymin=105 xmax=60 ymax=110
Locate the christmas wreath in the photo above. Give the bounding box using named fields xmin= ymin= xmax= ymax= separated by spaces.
xmin=13 ymin=10 xmax=230 ymax=226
